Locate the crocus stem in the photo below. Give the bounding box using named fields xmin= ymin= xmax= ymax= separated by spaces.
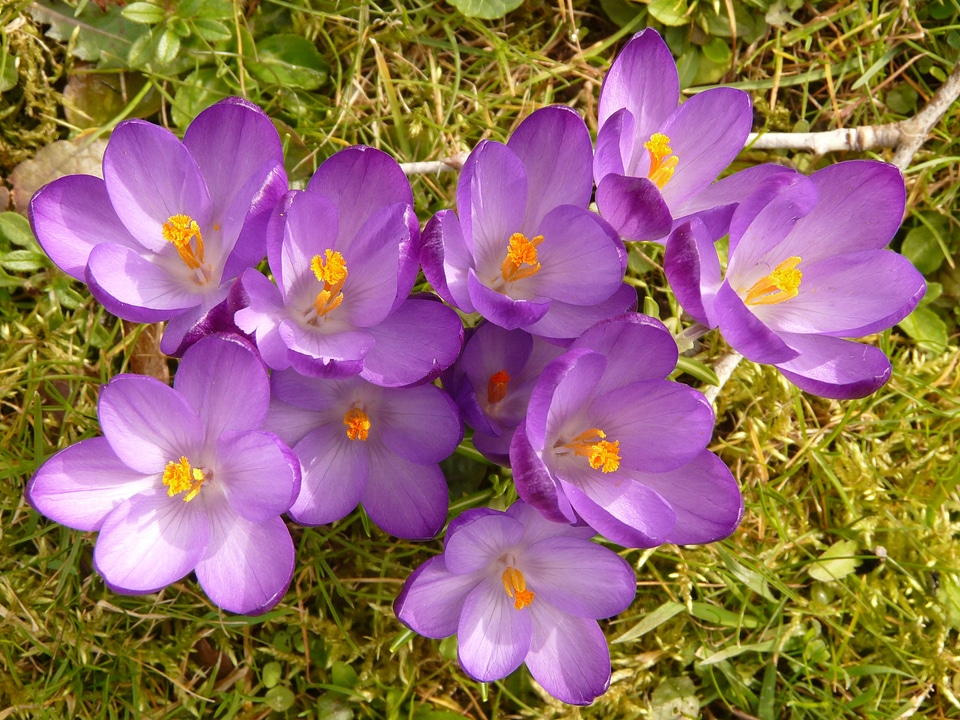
xmin=703 ymin=351 xmax=744 ymax=405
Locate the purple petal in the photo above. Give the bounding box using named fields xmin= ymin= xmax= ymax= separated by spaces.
xmin=216 ymin=431 xmax=299 ymax=522
xmin=659 ymin=87 xmax=752 ymax=206
xmin=279 ymin=319 xmax=374 ymax=371
xmin=525 ymin=604 xmax=612 ymax=705
xmin=523 ymin=283 xmax=639 ymax=340
xmin=463 ymin=142 xmax=528 ymax=260
xmin=595 ymin=173 xmax=673 ymax=242
xmin=467 ymin=270 xmax=551 ymax=330
xmin=444 ymin=512 xmax=524 ymax=574
xmin=395 ymin=555 xmax=481 ymax=639
xmin=593 ymin=108 xmax=630 ymax=183
xmin=86 ymin=243 xmax=201 ymax=314
xmin=506 ymin=500 xmax=594 ymax=543
xmin=339 ymin=203 xmax=408 ymax=325
xmin=522 ymin=536 xmax=635 ymax=618
xmin=361 ymin=444 xmax=448 ymax=540
xmin=288 ymin=424 xmax=367 ymax=526
xmin=525 ymin=349 xmax=605 ymax=451
xmin=263 ymin=397 xmax=328 ymax=448
xmin=664 ymin=218 xmax=721 ymax=327
xmin=102 ymin=120 xmax=211 ymax=253
xmin=30 ymin=175 xmax=139 ymax=280
xmin=457 ymin=575 xmax=532 ymax=682
xmin=563 ymin=477 xmax=676 ymax=548
xmin=173 ymin=334 xmax=269 ymax=438
xmin=98 ymin=376 xmax=204 ymax=474
xmin=598 ymin=28 xmax=679 ymax=132
xmin=27 ymin=437 xmax=156 ymax=531
xmin=507 ymin=106 xmax=593 ymax=228
xmin=276 ymin=190 xmax=340 ymax=300
xmin=360 ymin=297 xmax=464 ymax=387
xmin=631 ymin=450 xmax=743 ymax=544
xmin=420 ymin=210 xmax=472 ymax=308
xmin=714 ymin=283 xmax=799 ymax=364
xmin=235 ymin=268 xmax=292 ymax=370
xmin=571 ymin=313 xmax=679 ymax=386
xmin=195 ymin=512 xmax=294 ymax=614
xmin=774 ymin=333 xmax=893 ymax=399
xmin=94 ymin=488 xmax=209 ymax=593
xmin=510 ymin=422 xmax=578 ymax=524
xmin=378 ymin=384 xmax=462 ymax=464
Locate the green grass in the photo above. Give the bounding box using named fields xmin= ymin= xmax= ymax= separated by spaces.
xmin=1 ymin=0 xmax=959 ymax=718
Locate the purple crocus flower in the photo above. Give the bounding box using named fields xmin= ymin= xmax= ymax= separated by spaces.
xmin=263 ymin=369 xmax=462 ymax=540
xmin=442 ymin=322 xmax=565 ymax=466
xmin=30 ymin=97 xmax=288 ymax=355
xmin=26 ymin=335 xmax=301 ymax=615
xmin=664 ymin=161 xmax=926 ymax=399
xmin=235 ymin=146 xmax=463 ymax=387
xmin=394 ymin=500 xmax=636 ymax=705
xmin=510 ymin=314 xmax=743 ymax=548
xmin=421 ymin=105 xmax=637 ymax=339
xmin=594 ymin=29 xmax=759 ymax=243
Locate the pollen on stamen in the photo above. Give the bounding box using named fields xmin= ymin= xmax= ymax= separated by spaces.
xmin=162 ymin=456 xmax=207 ymax=502
xmin=487 ymin=369 xmax=511 ymax=405
xmin=310 ymin=250 xmax=348 ymax=317
xmin=501 ymin=566 xmax=535 ymax=610
xmin=500 ymin=233 xmax=543 ymax=283
xmin=162 ymin=214 xmax=206 ymax=271
xmin=643 ymin=132 xmax=679 ymax=189
xmin=343 ymin=407 xmax=371 ymax=442
xmin=563 ymin=428 xmax=622 ymax=473
xmin=744 ymin=256 xmax=803 ymax=306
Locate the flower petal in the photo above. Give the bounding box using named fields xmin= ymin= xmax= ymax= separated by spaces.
xmin=444 ymin=512 xmax=524 ymax=574
xmin=378 ymin=384 xmax=462 ymax=464
xmin=395 ymin=555 xmax=482 ymax=639
xmin=774 ymin=333 xmax=893 ymax=399
xmin=277 ymin=190 xmax=340 ymax=299
xmin=714 ymin=283 xmax=799 ymax=364
xmin=288 ymin=423 xmax=368 ymax=526
xmin=467 ymin=269 xmax=551 ymax=330
xmin=563 ymin=477 xmax=676 ymax=548
xmin=94 ymin=489 xmax=209 ymax=594
xmin=361 ymin=445 xmax=448 ymax=540
xmin=457 ymin=575 xmax=533 ymax=682
xmin=463 ymin=142 xmax=528 ymax=265
xmin=571 ymin=313 xmax=679 ymax=387
xmin=664 ymin=218 xmax=721 ymax=327
xmin=216 ymin=431 xmax=299 ymax=522
xmin=27 ymin=437 xmax=156 ymax=531
xmin=595 ymin=173 xmax=673 ymax=243
xmin=86 ymin=243 xmax=200 ymax=317
xmin=522 ymin=283 xmax=639 ymax=341
xmin=598 ymin=28 xmax=679 ymax=132
xmin=421 ymin=209 xmax=473 ymax=309
xmin=195 ymin=512 xmax=294 ymax=614
xmin=511 ymin=423 xmax=579 ymax=524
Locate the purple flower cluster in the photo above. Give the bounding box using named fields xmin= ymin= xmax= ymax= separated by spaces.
xmin=25 ymin=26 xmax=924 ymax=708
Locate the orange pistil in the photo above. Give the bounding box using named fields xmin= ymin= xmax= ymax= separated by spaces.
xmin=343 ymin=407 xmax=371 ymax=442
xmin=162 ymin=456 xmax=207 ymax=502
xmin=163 ymin=214 xmax=211 ymax=283
xmin=501 ymin=566 xmax=535 ymax=610
xmin=311 ymin=250 xmax=348 ymax=317
xmin=744 ymin=256 xmax=803 ymax=306
xmin=563 ymin=428 xmax=621 ymax=473
xmin=500 ymin=233 xmax=544 ymax=283
xmin=487 ymin=369 xmax=511 ymax=405
xmin=643 ymin=133 xmax=679 ymax=189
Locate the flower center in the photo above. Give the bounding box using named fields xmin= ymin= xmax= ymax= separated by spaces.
xmin=644 ymin=133 xmax=679 ymax=190
xmin=487 ymin=369 xmax=510 ymax=404
xmin=743 ymin=256 xmax=803 ymax=306
xmin=343 ymin=407 xmax=371 ymax=441
xmin=311 ymin=250 xmax=348 ymax=317
xmin=163 ymin=214 xmax=212 ymax=284
xmin=563 ymin=428 xmax=621 ymax=473
xmin=501 ymin=233 xmax=543 ymax=283
xmin=162 ymin=455 xmax=207 ymax=502
xmin=501 ymin=566 xmax=535 ymax=610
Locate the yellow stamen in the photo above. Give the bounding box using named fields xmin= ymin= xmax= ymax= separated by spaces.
xmin=563 ymin=428 xmax=621 ymax=473
xmin=501 ymin=566 xmax=535 ymax=610
xmin=487 ymin=369 xmax=510 ymax=405
xmin=744 ymin=256 xmax=803 ymax=306
xmin=162 ymin=456 xmax=207 ymax=502
xmin=162 ymin=214 xmax=206 ymax=270
xmin=500 ymin=233 xmax=543 ymax=283
xmin=343 ymin=407 xmax=371 ymax=442
xmin=643 ymin=133 xmax=679 ymax=189
xmin=311 ymin=250 xmax=348 ymax=317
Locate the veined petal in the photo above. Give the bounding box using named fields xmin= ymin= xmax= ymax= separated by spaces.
xmin=525 ymin=604 xmax=612 ymax=706
xmin=522 ymin=536 xmax=635 ymax=618
xmin=664 ymin=218 xmax=721 ymax=327
xmin=774 ymin=333 xmax=893 ymax=399
xmin=277 ymin=190 xmax=340 ymax=300
xmin=444 ymin=512 xmax=524 ymax=575
xmin=30 ymin=175 xmax=139 ymax=280
xmin=571 ymin=313 xmax=679 ymax=387
xmin=278 ymin=319 xmax=374 ymax=370
xmin=598 ymin=28 xmax=679 ymax=132
xmin=457 ymin=575 xmax=532 ymax=682
xmin=288 ymin=423 xmax=368 ymax=526
xmin=395 ymin=556 xmax=482 ymax=639
xmin=593 ymin=108 xmax=629 ymax=184
xmin=507 ymin=106 xmax=594 ymax=228
xmin=510 ymin=423 xmax=578 ymax=525
xmin=174 ymin=335 xmax=270 ymax=439
xmin=564 ymin=477 xmax=676 ymax=548
xmin=217 ymin=431 xmax=299 ymax=522
xmin=467 ymin=269 xmax=551 ymax=330
xmin=94 ymin=488 xmax=209 ymax=594
xmin=235 ymin=268 xmax=291 ymax=370
xmin=506 ymin=501 xmax=593 ymax=543
xmin=338 ymin=203 xmax=407 ymax=325
xmin=362 ymin=444 xmax=448 ymax=540
xmin=524 ymin=349 xmax=605 ymax=451
xmin=86 ymin=243 xmax=202 ymax=314
xmin=102 ymin=119 xmax=211 ymax=253
xmin=378 ymin=384 xmax=462 ymax=464
xmin=98 ymin=375 xmax=204 ymax=474
xmin=420 ymin=209 xmax=473 ymax=309
xmin=522 ymin=283 xmax=638 ymax=341
xmin=714 ymin=283 xmax=799 ymax=364
xmin=263 ymin=398 xmax=330 ymax=448
xmin=27 ymin=437 xmax=157 ymax=531
xmin=195 ymin=512 xmax=294 ymax=614
xmin=465 ymin=142 xmax=529 ymax=270
xmin=595 ymin=173 xmax=673 ymax=243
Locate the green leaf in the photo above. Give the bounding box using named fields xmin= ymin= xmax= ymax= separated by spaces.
xmin=898 ymin=306 xmax=949 ymax=355
xmin=171 ymin=68 xmax=231 ymax=128
xmin=0 ymin=212 xmax=40 ymax=251
xmin=263 ymin=686 xmax=295 ymax=712
xmin=600 ymin=0 xmax=645 ymax=27
xmin=155 ymin=26 xmax=182 ymax=66
xmin=261 ymin=661 xmax=282 ymax=689
xmin=29 ymin=1 xmax=147 ymax=67
xmin=650 ymin=677 xmax=699 ymax=720
xmin=330 ymin=661 xmax=359 ymax=689
xmin=613 ymin=601 xmax=685 ymax=644
xmin=191 ymin=18 xmax=232 ymax=43
xmin=901 ymin=224 xmax=945 ymax=274
xmin=675 ymin=356 xmax=720 ymax=387
xmin=122 ymin=2 xmax=166 ymax=25
xmin=689 ymin=601 xmax=759 ymax=628
xmin=0 ymin=250 xmax=49 ymax=273
xmin=249 ymin=34 xmax=328 ymax=91
xmin=648 ymin=0 xmax=689 ymax=26
xmin=886 ymin=83 xmax=918 ymax=115
xmin=446 ymin=0 xmax=524 ymax=19
xmin=808 ymin=539 xmax=860 ymax=581
xmin=0 ymin=52 xmax=17 ymax=93
xmin=702 ymin=37 xmax=732 ymax=65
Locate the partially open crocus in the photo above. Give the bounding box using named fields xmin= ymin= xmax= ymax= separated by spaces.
xmin=394 ymin=501 xmax=636 ymax=705
xmin=264 ymin=369 xmax=462 ymax=540
xmin=510 ymin=314 xmax=743 ymax=548
xmin=30 ymin=97 xmax=288 ymax=355
xmin=664 ymin=161 xmax=926 ymax=399
xmin=27 ymin=335 xmax=301 ymax=615
xmin=594 ymin=29 xmax=756 ymax=243
xmin=235 ymin=146 xmax=463 ymax=386
xmin=421 ymin=105 xmax=636 ymax=339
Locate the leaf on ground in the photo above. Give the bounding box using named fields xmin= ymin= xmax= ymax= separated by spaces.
xmin=447 ymin=0 xmax=524 ymax=20
xmin=9 ymin=137 xmax=107 ymax=213
xmin=28 ymin=1 xmax=147 ymax=67
xmin=898 ymin=307 xmax=949 ymax=355
xmin=808 ymin=539 xmax=860 ymax=581
xmin=650 ymin=676 xmax=699 ymax=720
